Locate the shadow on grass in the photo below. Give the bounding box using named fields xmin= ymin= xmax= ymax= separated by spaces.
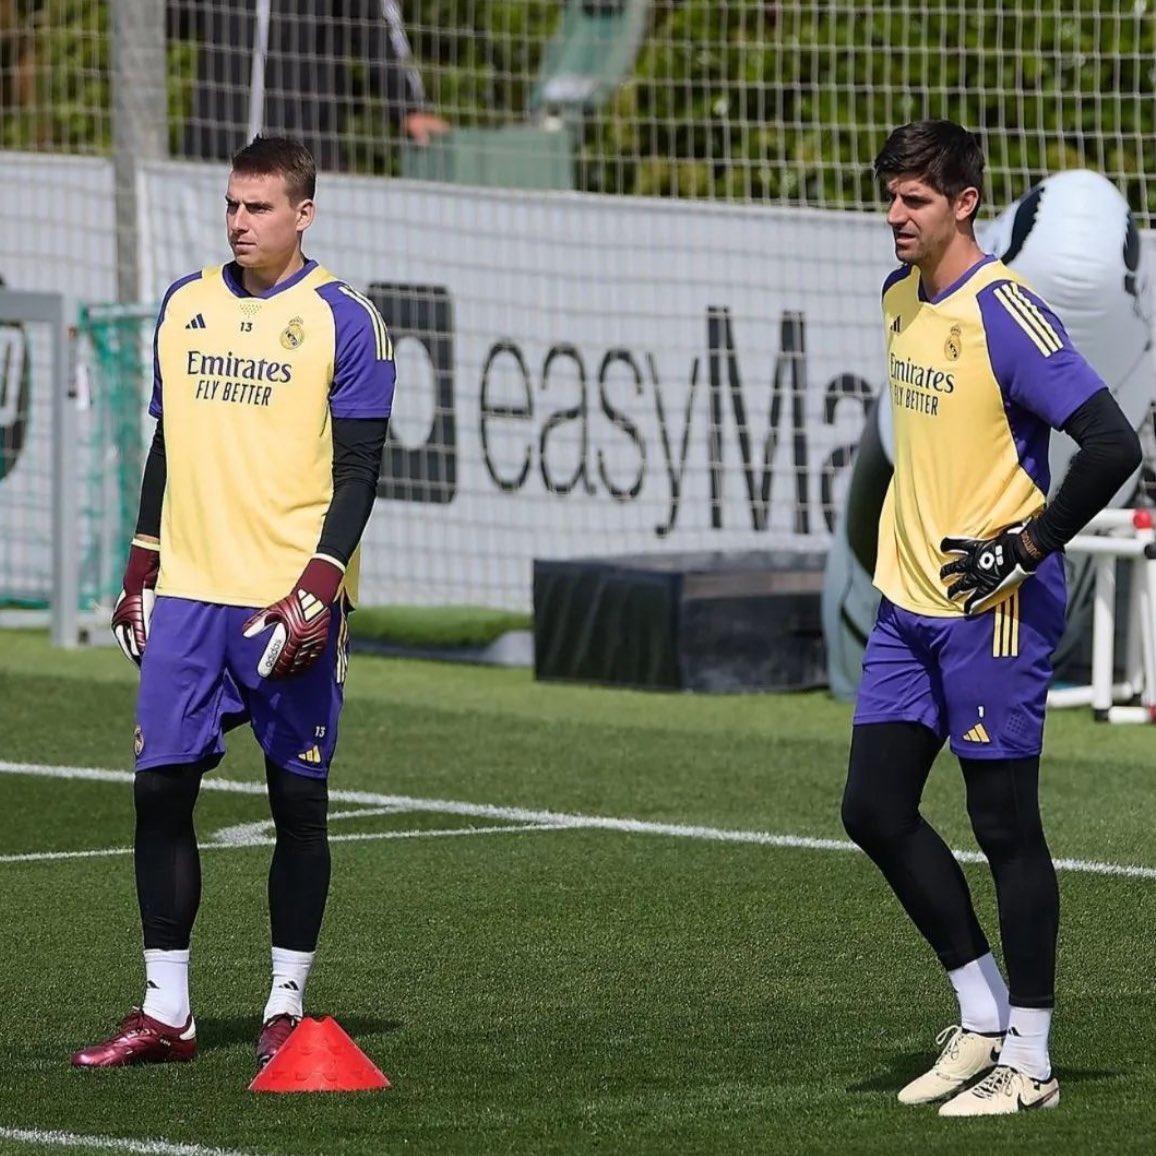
xmin=196 ymin=1013 xmax=403 ymax=1053
xmin=848 ymin=1051 xmax=1121 ymax=1095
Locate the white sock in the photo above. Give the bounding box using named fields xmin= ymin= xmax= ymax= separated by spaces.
xmin=262 ymin=947 xmax=314 ymax=1022
xmin=948 ymin=953 xmax=1010 ymax=1035
xmin=141 ymin=948 xmax=191 ymax=1028
xmin=998 ymin=1006 xmax=1053 ymax=1080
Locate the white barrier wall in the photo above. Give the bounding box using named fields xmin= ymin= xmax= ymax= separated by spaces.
xmin=3 ymin=153 xmax=1154 ymax=610
xmin=138 ymin=161 xmax=898 ymax=606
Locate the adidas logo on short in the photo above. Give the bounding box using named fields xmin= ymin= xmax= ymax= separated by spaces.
xmin=185 ymin=313 xmax=207 ymax=330
xmin=297 ymin=746 xmax=322 ymax=765
xmin=963 ymin=723 xmax=991 ymax=743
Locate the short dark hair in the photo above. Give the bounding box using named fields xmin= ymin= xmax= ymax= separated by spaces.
xmin=231 ymin=136 xmax=316 ymax=204
xmin=873 ymin=120 xmax=985 ymax=217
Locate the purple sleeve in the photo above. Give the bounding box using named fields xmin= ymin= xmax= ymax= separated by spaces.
xmin=977 ymin=280 xmax=1106 ymax=430
xmin=317 ymin=282 xmax=396 ymax=419
xmin=149 ymin=270 xmax=203 ymax=419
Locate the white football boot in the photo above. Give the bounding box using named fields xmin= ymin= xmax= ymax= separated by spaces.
xmin=897 ymin=1025 xmax=1002 ymax=1105
xmin=939 ymin=1064 xmax=1059 ymax=1116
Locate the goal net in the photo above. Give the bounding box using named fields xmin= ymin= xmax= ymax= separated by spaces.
xmin=2 ymin=2 xmax=1155 ymax=616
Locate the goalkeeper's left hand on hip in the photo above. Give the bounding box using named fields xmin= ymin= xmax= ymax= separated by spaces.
xmin=939 ymin=522 xmax=1045 ymax=616
xmin=242 ymin=555 xmax=345 ymax=679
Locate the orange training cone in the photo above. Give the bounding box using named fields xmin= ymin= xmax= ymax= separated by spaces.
xmin=248 ymin=1016 xmax=391 ymax=1093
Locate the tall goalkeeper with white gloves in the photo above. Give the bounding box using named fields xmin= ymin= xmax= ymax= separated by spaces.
xmin=74 ymin=136 xmax=394 ymax=1075
xmin=840 ymin=120 xmax=1142 ymax=1117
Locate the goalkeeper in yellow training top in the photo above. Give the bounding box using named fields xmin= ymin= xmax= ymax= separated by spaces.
xmin=71 ymin=136 xmax=395 ymax=1074
xmin=841 ymin=120 xmax=1141 ymax=1117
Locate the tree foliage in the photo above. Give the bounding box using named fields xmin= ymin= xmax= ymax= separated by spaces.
xmin=580 ymin=0 xmax=1156 ymax=220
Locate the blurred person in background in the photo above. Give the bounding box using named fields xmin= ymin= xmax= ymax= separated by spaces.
xmin=171 ymin=0 xmax=451 ymax=170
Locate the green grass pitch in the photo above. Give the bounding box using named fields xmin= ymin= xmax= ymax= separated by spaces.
xmin=1 ymin=630 xmax=1155 ymax=1155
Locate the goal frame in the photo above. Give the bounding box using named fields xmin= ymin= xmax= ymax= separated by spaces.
xmin=0 ymin=288 xmax=77 ymax=648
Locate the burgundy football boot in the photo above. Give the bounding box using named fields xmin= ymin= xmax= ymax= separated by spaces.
xmin=256 ymin=1013 xmax=300 ymax=1070
xmin=71 ymin=1009 xmax=197 ymax=1068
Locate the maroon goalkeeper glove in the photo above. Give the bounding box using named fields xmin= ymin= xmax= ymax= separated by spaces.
xmin=242 ymin=556 xmax=345 ymax=679
xmin=111 ymin=536 xmax=161 ymax=666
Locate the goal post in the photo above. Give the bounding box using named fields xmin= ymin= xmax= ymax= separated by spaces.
xmin=75 ymin=303 xmax=158 ymax=612
xmin=0 ymin=288 xmax=76 ymax=647
xmin=0 ymin=291 xmax=152 ymax=650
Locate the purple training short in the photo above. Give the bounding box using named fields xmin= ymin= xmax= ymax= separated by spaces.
xmin=133 ymin=595 xmax=350 ymax=778
xmin=854 ymin=556 xmax=1067 ymax=759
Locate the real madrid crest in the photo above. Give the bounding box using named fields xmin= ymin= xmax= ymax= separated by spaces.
xmin=133 ymin=725 xmax=145 ymax=757
xmin=944 ymin=323 xmax=962 ymax=361
xmin=280 ymin=316 xmax=305 ymax=350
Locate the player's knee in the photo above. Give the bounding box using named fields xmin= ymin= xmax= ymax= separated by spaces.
xmin=840 ymin=793 xmax=886 ymax=850
xmin=968 ymin=802 xmax=1045 ymax=866
xmin=963 ymin=757 xmax=1046 ymax=865
xmin=133 ymin=763 xmax=202 ymax=830
xmin=843 ymin=722 xmax=939 ymax=852
xmin=841 ymin=788 xmax=916 ymax=853
xmin=266 ymin=761 xmax=328 ymax=842
xmin=840 ymin=796 xmax=869 ymax=849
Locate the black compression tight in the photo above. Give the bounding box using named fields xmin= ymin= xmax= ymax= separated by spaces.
xmin=135 ymin=763 xmax=204 ymax=951
xmin=135 ymin=758 xmax=333 ymax=957
xmin=842 ymin=722 xmax=1057 ymax=1007
xmin=959 ymin=751 xmax=1058 ymax=1008
xmin=265 ymin=758 xmax=331 ymax=952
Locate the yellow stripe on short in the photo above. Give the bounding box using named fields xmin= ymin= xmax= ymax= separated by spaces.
xmin=992 ymin=590 xmax=1020 ymax=658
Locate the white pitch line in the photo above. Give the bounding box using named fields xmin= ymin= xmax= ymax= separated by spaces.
xmin=0 ymin=1125 xmax=264 ymax=1156
xmin=0 ymin=824 xmax=555 ymax=864
xmin=2 ymin=759 xmax=1156 ymax=881
xmin=327 ymin=823 xmax=556 ymax=845
xmin=0 ymin=846 xmax=133 ymax=865
xmin=211 ymin=806 xmax=412 ymax=845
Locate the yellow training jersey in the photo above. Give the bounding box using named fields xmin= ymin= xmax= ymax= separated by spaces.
xmin=150 ymin=259 xmax=395 ymax=607
xmin=875 ymin=255 xmax=1105 ymax=616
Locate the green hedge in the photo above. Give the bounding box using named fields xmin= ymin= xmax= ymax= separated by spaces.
xmin=4 ymin=1 xmax=1154 ymax=222
xmin=348 ymin=605 xmax=532 ymax=650
xmin=579 ymin=0 xmax=1156 ymax=219
xmin=1 ymin=0 xmax=109 ymax=152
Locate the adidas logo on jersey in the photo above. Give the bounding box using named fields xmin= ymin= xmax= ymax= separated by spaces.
xmin=890 ymin=316 xmax=902 ymax=333
xmin=185 ymin=313 xmax=207 ymax=330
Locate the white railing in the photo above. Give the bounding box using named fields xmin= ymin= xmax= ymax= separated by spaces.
xmin=1048 ymin=509 xmax=1156 ymax=724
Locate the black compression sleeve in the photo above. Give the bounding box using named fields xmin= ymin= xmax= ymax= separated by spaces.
xmin=134 ymin=420 xmax=167 ymax=540
xmin=1030 ymin=389 xmax=1143 ymax=555
xmin=316 ymin=417 xmax=389 ymax=565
